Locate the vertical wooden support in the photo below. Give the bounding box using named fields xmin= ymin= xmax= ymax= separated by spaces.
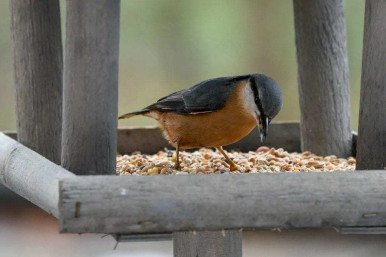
xmin=9 ymin=0 xmax=63 ymax=164
xmin=356 ymin=0 xmax=386 ymax=170
xmin=62 ymin=0 xmax=120 ymax=175
xmin=174 ymin=231 xmax=242 ymax=257
xmin=293 ymin=0 xmax=352 ymax=157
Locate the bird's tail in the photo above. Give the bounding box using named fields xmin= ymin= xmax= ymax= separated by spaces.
xmin=118 ymin=109 xmax=150 ymax=119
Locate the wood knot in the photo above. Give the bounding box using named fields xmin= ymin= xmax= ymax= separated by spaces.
xmin=74 ymin=202 xmax=81 ymax=218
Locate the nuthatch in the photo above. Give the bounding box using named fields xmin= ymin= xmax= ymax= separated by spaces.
xmin=119 ymin=73 xmax=282 ymax=171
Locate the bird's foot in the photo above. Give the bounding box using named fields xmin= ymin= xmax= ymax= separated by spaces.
xmin=229 ymin=164 xmax=239 ymax=172
xmin=229 ymin=163 xmax=247 ymax=172
xmin=174 ymin=162 xmax=182 ymax=170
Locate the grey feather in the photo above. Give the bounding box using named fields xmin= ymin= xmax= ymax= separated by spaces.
xmin=120 ymin=73 xmax=282 ymax=119
xmin=144 ymin=74 xmax=251 ymax=114
xmin=255 ymin=74 xmax=282 ymax=119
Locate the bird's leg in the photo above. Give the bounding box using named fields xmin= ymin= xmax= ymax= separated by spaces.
xmin=174 ymin=144 xmax=181 ymax=170
xmin=216 ymin=146 xmax=238 ymax=171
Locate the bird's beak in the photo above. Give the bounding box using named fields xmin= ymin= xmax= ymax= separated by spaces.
xmin=257 ymin=116 xmax=269 ymax=142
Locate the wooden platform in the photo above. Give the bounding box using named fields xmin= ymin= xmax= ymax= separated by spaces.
xmin=2 ymin=122 xmax=382 ymax=237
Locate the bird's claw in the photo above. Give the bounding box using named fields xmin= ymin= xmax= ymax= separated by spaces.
xmin=229 ymin=164 xmax=239 ymax=171
xmin=174 ymin=162 xmax=181 ymax=170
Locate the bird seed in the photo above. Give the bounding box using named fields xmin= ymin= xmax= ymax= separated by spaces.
xmin=116 ymin=147 xmax=356 ymax=175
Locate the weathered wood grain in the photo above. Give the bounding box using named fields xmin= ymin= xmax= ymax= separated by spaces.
xmin=59 ymin=170 xmax=386 ymax=234
xmin=174 ymin=230 xmax=242 ymax=257
xmin=118 ymin=122 xmax=301 ymax=155
xmin=62 ymin=0 xmax=121 ymax=175
xmin=356 ymin=0 xmax=386 ymax=170
xmin=293 ymin=0 xmax=352 ymax=158
xmin=0 ymin=133 xmax=74 ymax=218
xmin=9 ymin=0 xmax=63 ymax=164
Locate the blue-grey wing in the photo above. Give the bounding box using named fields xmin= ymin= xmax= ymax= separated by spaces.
xmin=146 ymin=74 xmax=250 ymax=114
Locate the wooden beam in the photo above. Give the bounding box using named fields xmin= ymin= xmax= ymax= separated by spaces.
xmin=62 ymin=0 xmax=121 ymax=175
xmin=5 ymin=124 xmax=358 ymax=156
xmin=59 ymin=170 xmax=386 ymax=234
xmin=0 ymin=133 xmax=74 ymax=218
xmin=173 ymin=230 xmax=242 ymax=257
xmin=118 ymin=123 xmax=357 ymax=156
xmin=356 ymin=0 xmax=386 ymax=170
xmin=9 ymin=0 xmax=63 ymax=164
xmin=117 ymin=122 xmax=301 ymax=155
xmin=293 ymin=0 xmax=352 ymax=157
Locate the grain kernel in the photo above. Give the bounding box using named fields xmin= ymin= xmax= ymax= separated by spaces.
xmin=281 ymin=164 xmax=292 ymax=171
xmin=147 ymin=167 xmax=159 ymax=175
xmin=257 ymin=146 xmax=270 ymax=153
xmin=348 ymin=158 xmax=356 ymax=165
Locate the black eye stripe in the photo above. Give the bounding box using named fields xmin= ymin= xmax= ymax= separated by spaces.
xmin=250 ymin=79 xmax=266 ymax=119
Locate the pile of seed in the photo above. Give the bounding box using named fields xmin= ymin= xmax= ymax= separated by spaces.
xmin=116 ymin=146 xmax=356 ymax=175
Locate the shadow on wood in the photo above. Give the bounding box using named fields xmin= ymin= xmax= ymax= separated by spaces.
xmin=174 ymin=230 xmax=242 ymax=257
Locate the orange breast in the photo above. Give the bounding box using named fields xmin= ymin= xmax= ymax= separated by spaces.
xmin=153 ymin=81 xmax=258 ymax=148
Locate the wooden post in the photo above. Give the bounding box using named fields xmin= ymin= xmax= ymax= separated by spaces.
xmin=9 ymin=0 xmax=63 ymax=164
xmin=356 ymin=0 xmax=386 ymax=170
xmin=174 ymin=231 xmax=242 ymax=257
xmin=293 ymin=0 xmax=352 ymax=157
xmin=62 ymin=0 xmax=120 ymax=175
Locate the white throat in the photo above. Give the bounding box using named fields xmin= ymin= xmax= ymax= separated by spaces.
xmin=242 ymin=81 xmax=260 ymax=120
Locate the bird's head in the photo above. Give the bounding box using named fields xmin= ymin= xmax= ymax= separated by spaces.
xmin=250 ymin=74 xmax=282 ymax=141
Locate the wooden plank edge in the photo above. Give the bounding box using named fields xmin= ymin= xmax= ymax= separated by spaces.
xmin=117 ymin=122 xmax=301 ymax=154
xmin=58 ymin=170 xmax=386 ymax=234
xmin=4 ymin=123 xmax=358 ymax=156
xmin=112 ymin=233 xmax=172 ymax=242
xmin=338 ymin=226 xmax=386 ymax=235
xmin=108 ymin=224 xmax=386 ymax=243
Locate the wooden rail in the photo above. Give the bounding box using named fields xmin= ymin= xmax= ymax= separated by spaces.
xmin=118 ymin=122 xmax=357 ymax=156
xmin=6 ymin=122 xmax=358 ymax=156
xmin=0 ymin=133 xmax=74 ymax=218
xmin=117 ymin=122 xmax=301 ymax=155
xmin=58 ymin=170 xmax=386 ymax=234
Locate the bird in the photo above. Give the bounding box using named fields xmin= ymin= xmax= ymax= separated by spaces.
xmin=119 ymin=73 xmax=282 ymax=171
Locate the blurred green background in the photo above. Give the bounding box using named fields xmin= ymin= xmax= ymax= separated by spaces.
xmin=0 ymin=0 xmax=364 ymax=131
